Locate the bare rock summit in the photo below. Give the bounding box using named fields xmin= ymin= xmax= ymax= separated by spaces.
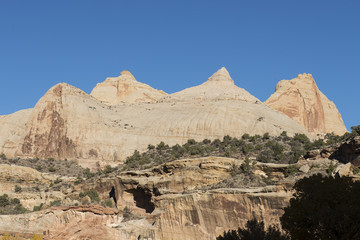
xmin=165 ymin=67 xmax=260 ymax=103
xmin=265 ymin=73 xmax=347 ymax=135
xmin=91 ymin=70 xmax=167 ymax=104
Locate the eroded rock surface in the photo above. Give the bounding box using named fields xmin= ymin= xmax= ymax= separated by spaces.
xmin=91 ymin=70 xmax=167 ymax=104
xmin=0 ymin=69 xmax=309 ymax=166
xmin=265 ymin=73 xmax=347 ymax=135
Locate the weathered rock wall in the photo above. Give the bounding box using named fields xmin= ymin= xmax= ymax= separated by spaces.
xmin=265 ymin=73 xmax=347 ymax=136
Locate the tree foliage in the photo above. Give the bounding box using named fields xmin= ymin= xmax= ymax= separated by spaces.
xmin=217 ymin=219 xmax=288 ymax=240
xmin=280 ymin=174 xmax=360 ymax=240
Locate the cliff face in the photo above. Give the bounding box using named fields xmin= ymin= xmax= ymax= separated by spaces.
xmin=0 ymin=157 xmax=293 ymax=240
xmin=0 ymin=152 xmax=351 ymax=240
xmin=0 ymin=69 xmax=309 ymax=166
xmin=265 ymin=73 xmax=347 ymax=136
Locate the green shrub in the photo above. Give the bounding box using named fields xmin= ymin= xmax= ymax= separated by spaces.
xmin=10 ymin=198 xmax=20 ymax=205
xmin=104 ymin=199 xmax=113 ymax=208
xmin=240 ymin=157 xmax=254 ymax=174
xmin=217 ymin=219 xmax=288 ymax=240
xmin=83 ymin=168 xmax=95 ymax=179
xmin=263 ymin=132 xmax=270 ymax=140
xmin=33 ymin=203 xmax=43 ymax=212
xmin=242 ymin=133 xmax=250 ymax=140
xmin=353 ymin=167 xmax=360 ymax=175
xmin=327 ymin=162 xmax=336 ymax=174
xmin=285 ymin=165 xmax=299 ymax=177
xmin=48 ymin=166 xmax=56 ymax=172
xmin=54 ymin=178 xmax=62 ymax=184
xmin=0 ymin=153 xmax=6 ymax=160
xmin=280 ymin=131 xmax=288 ymax=137
xmin=0 ymin=194 xmax=10 ymax=207
xmin=202 ymin=139 xmax=211 ymax=144
xmin=74 ymin=176 xmax=82 ymax=185
xmin=242 ymin=144 xmax=254 ymax=155
xmin=80 ymin=189 xmax=100 ymax=202
xmin=104 ymin=165 xmax=114 ymax=174
xmin=156 ymin=141 xmax=167 ymax=151
xmin=147 ymin=144 xmax=155 ymax=150
xmin=14 ymin=185 xmax=22 ymax=193
xmin=14 ymin=203 xmax=27 ymax=214
xmin=50 ymin=199 xmax=61 ymax=207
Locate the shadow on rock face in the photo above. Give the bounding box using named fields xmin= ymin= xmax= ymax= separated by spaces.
xmin=125 ymin=187 xmax=155 ymax=213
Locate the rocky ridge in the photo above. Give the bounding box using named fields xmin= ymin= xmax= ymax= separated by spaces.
xmin=0 ymin=68 xmax=313 ymax=166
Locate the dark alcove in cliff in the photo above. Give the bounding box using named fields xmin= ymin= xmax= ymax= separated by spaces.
xmin=126 ymin=186 xmax=155 ymax=213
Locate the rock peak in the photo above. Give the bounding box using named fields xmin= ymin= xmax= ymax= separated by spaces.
xmin=207 ymin=67 xmax=234 ymax=83
xmin=90 ymin=71 xmax=167 ymax=104
xmin=266 ymin=74 xmax=347 ymax=136
xmin=117 ymin=70 xmax=136 ymax=81
xmin=297 ymin=73 xmax=314 ymax=81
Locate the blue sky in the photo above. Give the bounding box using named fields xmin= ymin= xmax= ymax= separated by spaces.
xmin=0 ymin=1 xmax=359 ymax=130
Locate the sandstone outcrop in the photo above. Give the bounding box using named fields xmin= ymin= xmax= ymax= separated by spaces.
xmin=0 ymin=69 xmax=310 ymax=167
xmin=0 ymin=155 xmax=352 ymax=239
xmin=330 ymin=136 xmax=360 ymax=166
xmin=91 ymin=70 xmax=167 ymax=104
xmin=164 ymin=67 xmax=260 ymax=103
xmin=265 ymin=73 xmax=347 ymax=136
xmin=0 ymin=157 xmax=293 ymax=240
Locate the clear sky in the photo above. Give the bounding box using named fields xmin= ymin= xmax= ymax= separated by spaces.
xmin=0 ymin=1 xmax=359 ymax=130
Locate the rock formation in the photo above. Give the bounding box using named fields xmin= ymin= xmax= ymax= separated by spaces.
xmin=91 ymin=70 xmax=167 ymax=104
xmin=0 ymin=69 xmax=313 ymax=166
xmin=0 ymin=153 xmax=352 ymax=240
xmin=265 ymin=73 xmax=347 ymax=136
xmin=0 ymin=69 xmax=311 ymax=167
xmin=0 ymin=157 xmax=293 ymax=240
xmin=164 ymin=67 xmax=260 ymax=103
xmin=330 ymin=136 xmax=360 ymax=166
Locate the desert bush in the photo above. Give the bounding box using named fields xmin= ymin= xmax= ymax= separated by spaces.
xmin=353 ymin=167 xmax=360 ymax=175
xmin=217 ymin=219 xmax=288 ymax=240
xmin=104 ymin=165 xmax=114 ymax=174
xmin=30 ymin=234 xmax=43 ymax=240
xmin=33 ymin=203 xmax=43 ymax=212
xmin=14 ymin=185 xmax=22 ymax=193
xmin=240 ymin=157 xmax=254 ymax=174
xmin=327 ymin=162 xmax=336 ymax=174
xmin=285 ymin=165 xmax=299 ymax=177
xmin=0 ymin=194 xmax=9 ymax=207
xmin=50 ymin=199 xmax=61 ymax=207
xmin=104 ymin=199 xmax=114 ymax=208
xmin=80 ymin=189 xmax=100 ymax=202
xmin=48 ymin=166 xmax=56 ymax=172
xmin=156 ymin=141 xmax=167 ymax=151
xmin=147 ymin=144 xmax=155 ymax=150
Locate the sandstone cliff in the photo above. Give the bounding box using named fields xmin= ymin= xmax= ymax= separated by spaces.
xmin=265 ymin=73 xmax=347 ymax=136
xmin=91 ymin=70 xmax=167 ymax=104
xmin=0 ymin=154 xmax=349 ymax=240
xmin=0 ymin=69 xmax=310 ymax=166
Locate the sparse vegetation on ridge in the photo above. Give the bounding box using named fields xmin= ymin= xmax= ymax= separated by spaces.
xmin=121 ymin=130 xmax=355 ymax=171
